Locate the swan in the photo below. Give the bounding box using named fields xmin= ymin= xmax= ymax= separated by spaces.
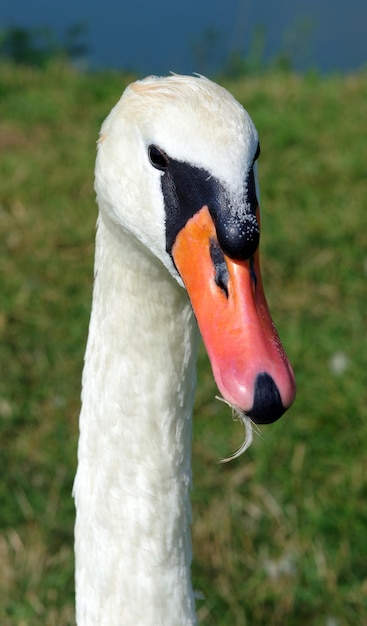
xmin=73 ymin=74 xmax=296 ymax=626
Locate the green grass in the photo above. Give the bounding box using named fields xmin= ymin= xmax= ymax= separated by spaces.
xmin=1 ymin=62 xmax=366 ymax=625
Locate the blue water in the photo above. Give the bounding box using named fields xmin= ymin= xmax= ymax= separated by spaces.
xmin=1 ymin=0 xmax=366 ymax=75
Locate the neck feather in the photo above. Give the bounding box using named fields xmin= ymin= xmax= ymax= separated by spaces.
xmin=74 ymin=214 xmax=199 ymax=626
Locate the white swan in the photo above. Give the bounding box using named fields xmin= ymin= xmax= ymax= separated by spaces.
xmin=73 ymin=74 xmax=296 ymax=626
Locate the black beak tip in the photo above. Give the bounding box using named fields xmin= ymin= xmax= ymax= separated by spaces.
xmin=247 ymin=372 xmax=287 ymax=425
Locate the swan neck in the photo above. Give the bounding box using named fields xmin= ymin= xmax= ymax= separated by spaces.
xmin=74 ymin=215 xmax=199 ymax=625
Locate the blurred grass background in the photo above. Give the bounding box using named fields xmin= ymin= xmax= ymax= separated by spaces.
xmin=0 ymin=61 xmax=366 ymax=625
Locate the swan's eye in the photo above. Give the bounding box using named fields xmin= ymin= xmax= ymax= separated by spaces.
xmin=253 ymin=142 xmax=261 ymax=164
xmin=148 ymin=145 xmax=169 ymax=170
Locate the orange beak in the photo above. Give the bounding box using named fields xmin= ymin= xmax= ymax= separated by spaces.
xmin=172 ymin=206 xmax=296 ymax=424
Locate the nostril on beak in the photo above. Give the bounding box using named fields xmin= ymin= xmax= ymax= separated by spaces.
xmin=209 ymin=238 xmax=229 ymax=298
xmin=247 ymin=372 xmax=286 ymax=424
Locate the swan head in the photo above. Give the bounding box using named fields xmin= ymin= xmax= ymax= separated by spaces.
xmin=95 ymin=74 xmax=296 ymax=425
